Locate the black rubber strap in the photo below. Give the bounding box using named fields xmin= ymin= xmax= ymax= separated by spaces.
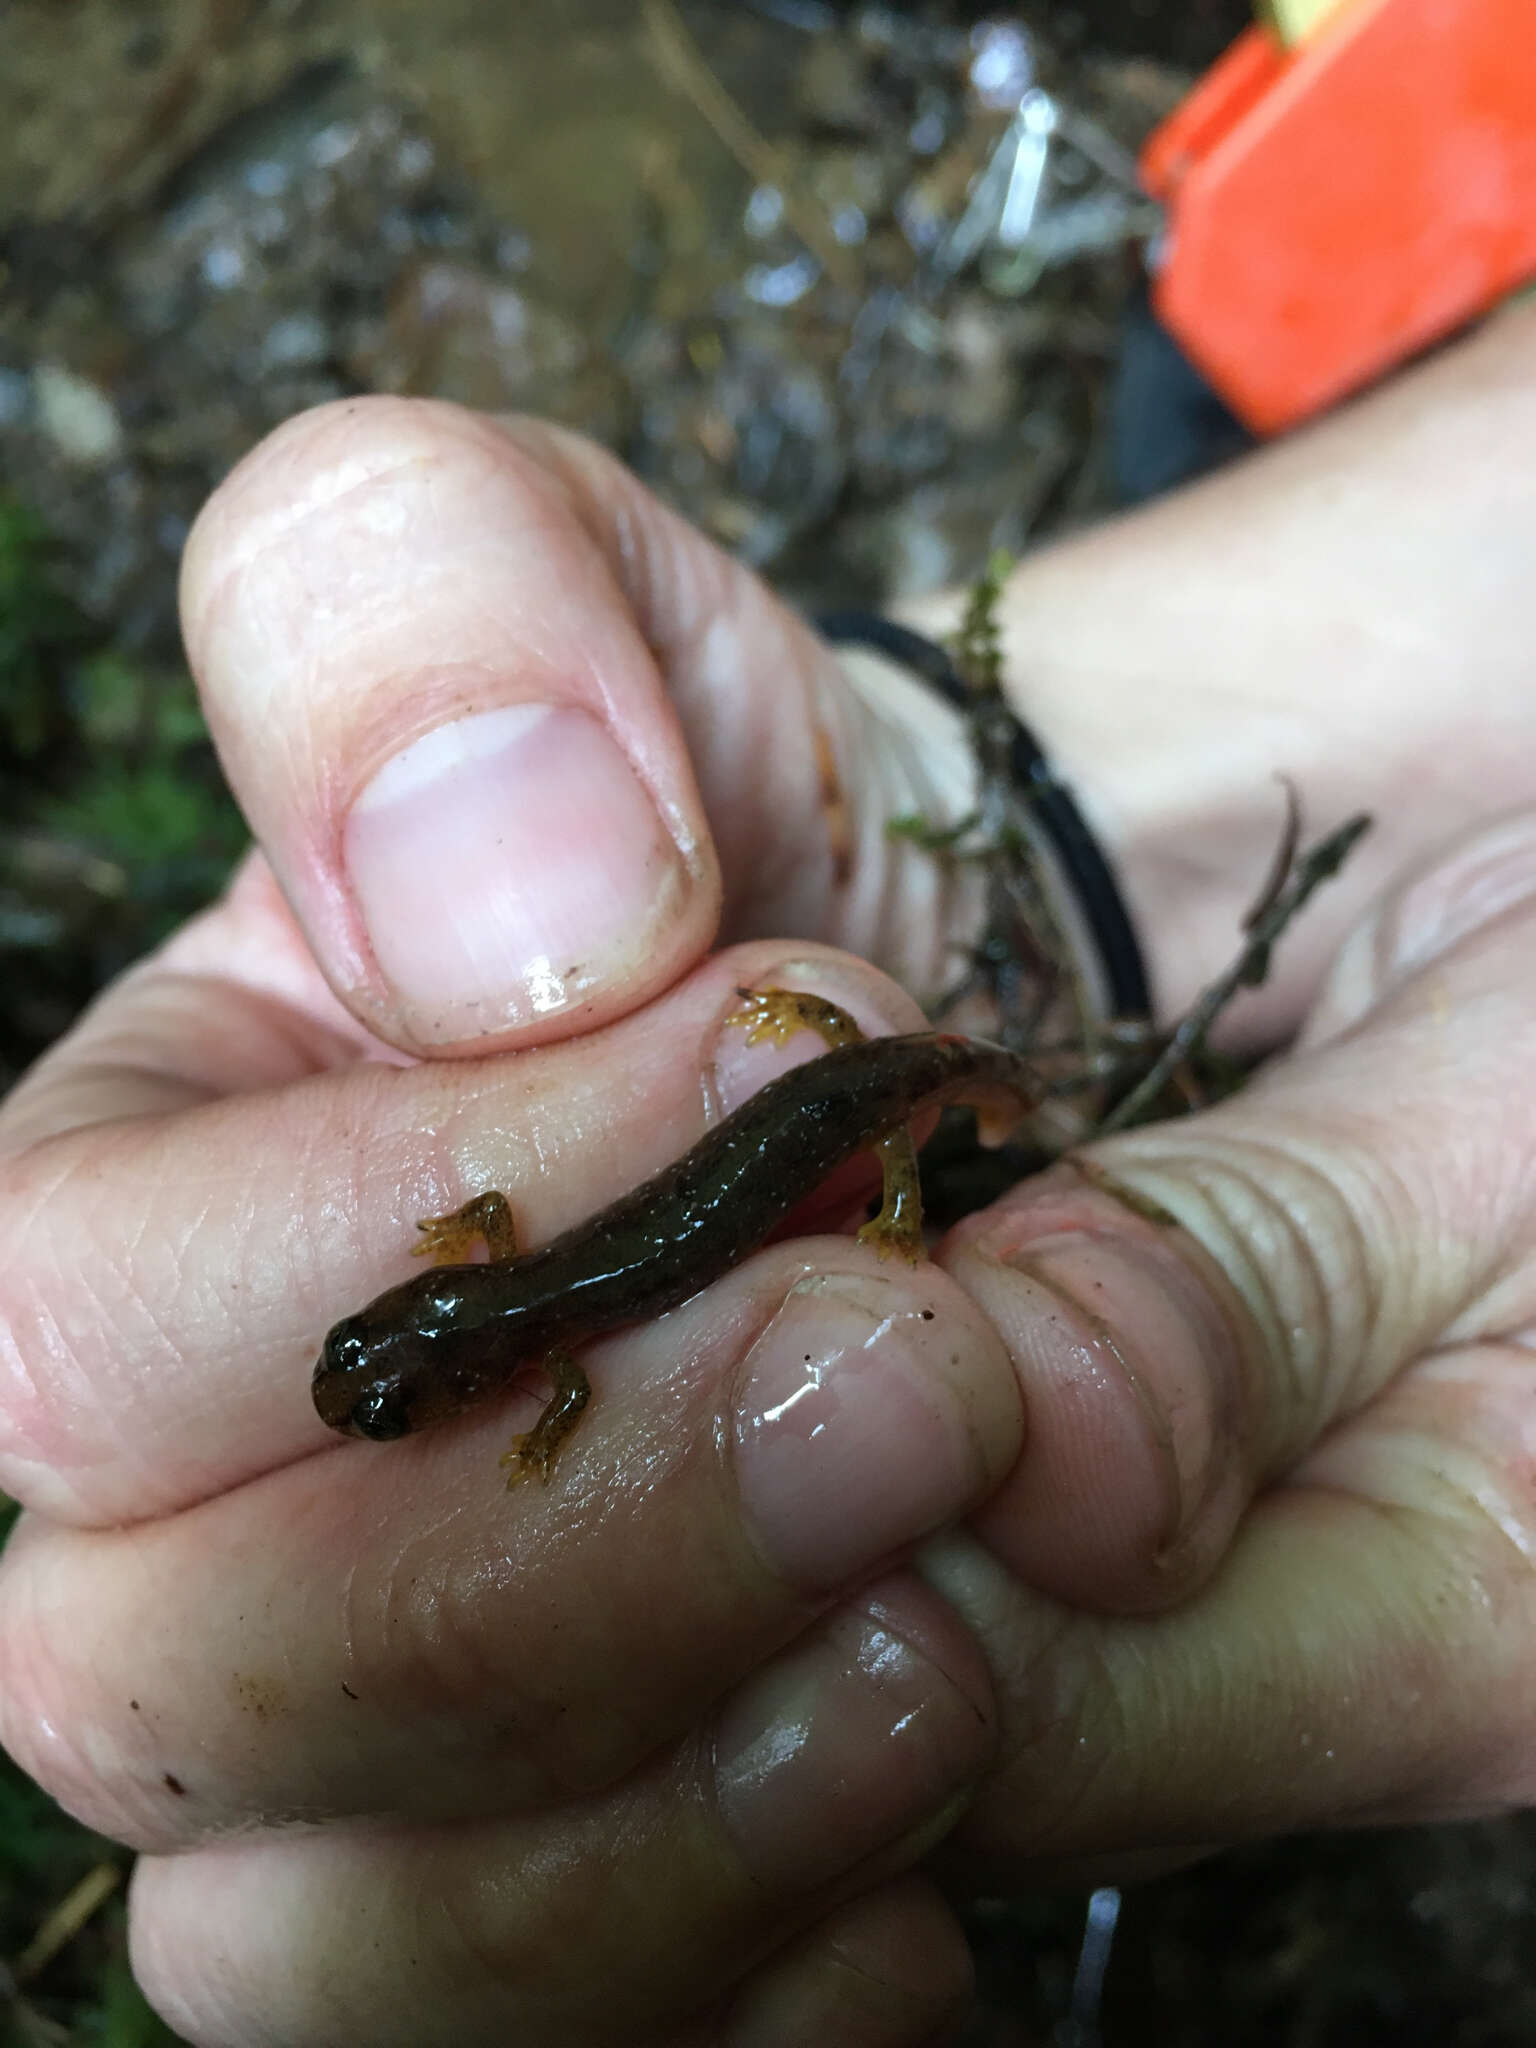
xmin=816 ymin=608 xmax=1152 ymax=1020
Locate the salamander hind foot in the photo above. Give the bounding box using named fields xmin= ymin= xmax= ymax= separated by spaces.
xmin=854 ymin=1125 xmax=925 ymax=1262
xmin=856 ymin=1212 xmax=924 ymax=1263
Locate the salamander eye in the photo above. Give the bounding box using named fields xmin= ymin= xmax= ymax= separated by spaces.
xmin=349 ymin=1381 xmax=413 ymax=1442
xmin=323 ymin=1320 xmax=369 ymax=1375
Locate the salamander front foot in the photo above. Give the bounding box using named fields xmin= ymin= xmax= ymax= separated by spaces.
xmin=498 ymin=1348 xmax=592 ymax=1488
xmin=413 ymin=1191 xmax=518 ymax=1264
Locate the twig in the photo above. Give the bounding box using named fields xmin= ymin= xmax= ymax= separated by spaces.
xmin=886 ymin=555 xmax=1103 ymax=1053
xmin=950 ymin=550 xmax=1010 ymax=700
xmin=11 ymin=1861 xmax=121 ymax=1988
xmin=640 ymin=0 xmax=858 ymax=289
xmin=1093 ymin=812 xmax=1372 ymax=1137
xmin=1243 ymin=775 xmax=1301 ymax=931
xmin=953 ymin=555 xmax=1099 ymax=1051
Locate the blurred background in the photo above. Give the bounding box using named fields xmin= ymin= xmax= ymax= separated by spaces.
xmin=1 ymin=3 xmax=1533 ymax=2042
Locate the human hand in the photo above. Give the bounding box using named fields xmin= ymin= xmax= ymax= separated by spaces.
xmin=0 ymin=394 xmax=1031 ymax=2048
xmin=4 ymin=319 xmax=1536 ymax=2044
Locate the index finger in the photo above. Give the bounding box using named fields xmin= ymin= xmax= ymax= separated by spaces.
xmin=0 ymin=931 xmax=926 ymax=1525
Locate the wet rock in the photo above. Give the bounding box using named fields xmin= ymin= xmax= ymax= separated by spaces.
xmin=31 ymin=364 xmax=125 ymax=467
xmin=629 ymin=326 xmax=843 ymax=568
xmin=802 ymin=144 xmax=891 ymax=249
xmin=0 ymin=2 xmax=1169 ymax=668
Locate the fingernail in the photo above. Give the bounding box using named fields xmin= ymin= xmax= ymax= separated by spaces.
xmin=735 ymin=1272 xmax=1010 ymax=1592
xmin=345 ymin=703 xmax=689 ymax=1039
xmin=715 ymin=1605 xmax=990 ymax=1894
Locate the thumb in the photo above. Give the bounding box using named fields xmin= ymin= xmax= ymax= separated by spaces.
xmin=938 ymin=808 xmax=1536 ymax=1614
xmin=180 ymin=396 xmax=979 ymax=1056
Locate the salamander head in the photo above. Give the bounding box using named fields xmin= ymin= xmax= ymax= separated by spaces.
xmin=312 ymin=1313 xmax=436 ymax=1440
xmin=312 ymin=1266 xmax=504 ymax=1441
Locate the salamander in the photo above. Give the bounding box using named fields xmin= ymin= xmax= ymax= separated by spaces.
xmin=312 ymin=987 xmax=1042 ymax=1482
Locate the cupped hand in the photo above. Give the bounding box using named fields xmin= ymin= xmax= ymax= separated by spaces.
xmin=2 ymin=333 xmax=1536 ymax=2048
xmin=0 ymin=398 xmax=1016 ymax=2048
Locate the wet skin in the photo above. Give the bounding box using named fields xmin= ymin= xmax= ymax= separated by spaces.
xmin=312 ymin=989 xmax=1042 ymax=1481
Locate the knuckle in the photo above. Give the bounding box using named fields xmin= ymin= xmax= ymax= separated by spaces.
xmin=339 ymin=1516 xmax=648 ymax=1800
xmin=987 ymin=1614 xmax=1132 ymax=1852
xmin=0 ymin=1163 xmax=105 ymax=1499
xmin=1108 ymin=1125 xmax=1392 ymax=1462
xmin=0 ymin=1541 xmax=157 ymax=1844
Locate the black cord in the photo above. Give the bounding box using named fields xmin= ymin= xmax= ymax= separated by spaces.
xmin=816 ymin=609 xmax=1152 ymax=1020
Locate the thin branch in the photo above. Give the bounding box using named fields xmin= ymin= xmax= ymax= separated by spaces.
xmin=11 ymin=1861 xmax=121 ymax=1987
xmin=641 ymin=0 xmax=858 ymax=288
xmin=1242 ymin=774 xmax=1301 ymax=930
xmin=1093 ymin=812 xmax=1372 ymax=1137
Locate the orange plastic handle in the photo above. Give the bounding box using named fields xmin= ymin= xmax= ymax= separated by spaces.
xmin=1141 ymin=0 xmax=1536 ymax=433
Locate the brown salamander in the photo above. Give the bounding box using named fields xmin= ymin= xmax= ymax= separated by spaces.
xmin=312 ymin=988 xmax=1041 ymax=1482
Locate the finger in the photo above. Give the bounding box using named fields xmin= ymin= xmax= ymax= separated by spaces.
xmin=711 ymin=1877 xmax=974 ymax=2048
xmin=517 ymin=419 xmax=981 ymax=1001
xmin=931 ymin=811 xmax=1536 ymax=1613
xmin=127 ymin=1577 xmax=992 ymax=2048
xmin=925 ymin=1331 xmax=1536 ymax=1871
xmin=181 ymin=398 xmax=977 ymax=1057
xmin=0 ymin=940 xmax=929 ymax=1523
xmin=0 ymin=1214 xmax=1017 ymax=1841
xmin=181 ymin=395 xmax=723 ymax=1056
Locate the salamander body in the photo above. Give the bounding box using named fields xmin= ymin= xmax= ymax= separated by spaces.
xmin=312 ymin=990 xmax=1040 ymax=1480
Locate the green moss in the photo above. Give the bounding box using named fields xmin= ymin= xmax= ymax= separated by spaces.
xmin=0 ymin=501 xmax=96 ymax=761
xmin=0 ymin=496 xmax=246 ymax=1081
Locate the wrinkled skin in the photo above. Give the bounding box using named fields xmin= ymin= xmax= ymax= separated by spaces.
xmin=3 ymin=302 xmax=1536 ymax=2047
